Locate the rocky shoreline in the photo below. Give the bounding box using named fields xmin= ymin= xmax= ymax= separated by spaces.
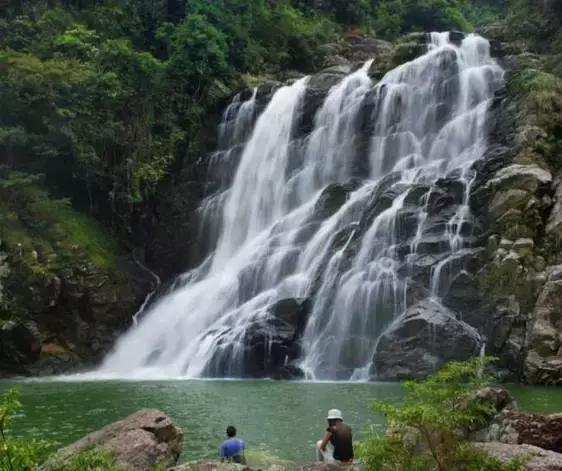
xmin=42 ymin=387 xmax=562 ymax=471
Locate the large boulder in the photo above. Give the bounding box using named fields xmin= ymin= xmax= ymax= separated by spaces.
xmin=44 ymin=409 xmax=182 ymax=471
xmin=207 ymin=298 xmax=311 ymax=379
xmin=372 ymin=299 xmax=482 ymax=380
xmin=484 ymin=164 xmax=552 ymax=240
xmin=244 ymin=297 xmax=310 ymax=378
xmin=474 ymin=442 xmax=562 ymax=471
xmin=486 ymin=164 xmax=552 ymax=194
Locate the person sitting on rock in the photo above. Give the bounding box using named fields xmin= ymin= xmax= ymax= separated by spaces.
xmin=219 ymin=425 xmax=246 ymax=464
xmin=316 ymin=409 xmax=354 ymax=464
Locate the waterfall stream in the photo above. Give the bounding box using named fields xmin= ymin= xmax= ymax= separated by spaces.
xmin=97 ymin=32 xmax=504 ymax=380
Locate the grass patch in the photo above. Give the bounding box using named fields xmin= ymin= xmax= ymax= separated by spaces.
xmin=0 ymin=173 xmax=121 ymax=275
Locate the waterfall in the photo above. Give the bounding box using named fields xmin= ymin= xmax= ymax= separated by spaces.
xmin=96 ymin=33 xmax=504 ymax=380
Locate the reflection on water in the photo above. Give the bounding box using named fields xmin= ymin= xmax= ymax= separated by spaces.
xmin=0 ymin=380 xmax=560 ymax=464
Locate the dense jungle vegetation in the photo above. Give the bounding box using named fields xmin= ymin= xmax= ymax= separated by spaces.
xmin=0 ymin=0 xmax=535 ymax=240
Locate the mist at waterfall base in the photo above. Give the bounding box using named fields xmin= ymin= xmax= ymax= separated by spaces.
xmin=95 ymin=32 xmax=504 ymax=381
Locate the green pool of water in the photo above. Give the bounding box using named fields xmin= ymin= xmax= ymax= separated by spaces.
xmin=1 ymin=380 xmax=560 ymax=465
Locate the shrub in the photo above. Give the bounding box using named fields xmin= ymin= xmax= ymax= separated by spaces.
xmin=0 ymin=389 xmax=48 ymax=471
xmin=357 ymin=358 xmax=525 ymax=471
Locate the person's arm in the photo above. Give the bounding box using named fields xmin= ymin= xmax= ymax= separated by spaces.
xmin=319 ymin=431 xmax=332 ymax=451
xmin=219 ymin=443 xmax=225 ymax=463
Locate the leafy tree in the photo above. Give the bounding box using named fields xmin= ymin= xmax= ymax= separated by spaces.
xmin=358 ymin=358 xmax=525 ymax=471
xmin=372 ymin=0 xmax=475 ymax=39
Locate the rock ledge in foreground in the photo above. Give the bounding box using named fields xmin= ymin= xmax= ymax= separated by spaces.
xmin=44 ymin=408 xmax=182 ymax=471
xmin=170 ymin=461 xmax=360 ymax=471
xmin=475 ymin=442 xmax=562 ymax=471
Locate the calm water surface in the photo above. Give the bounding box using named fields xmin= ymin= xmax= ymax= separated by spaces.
xmin=0 ymin=380 xmax=560 ymax=465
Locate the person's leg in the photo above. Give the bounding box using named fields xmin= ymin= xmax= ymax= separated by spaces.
xmin=316 ymin=441 xmax=335 ymax=463
xmin=316 ymin=441 xmax=323 ymax=462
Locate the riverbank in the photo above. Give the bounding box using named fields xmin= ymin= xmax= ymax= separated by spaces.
xmin=2 ymin=379 xmax=561 ymax=465
xmin=33 ymin=382 xmax=562 ymax=470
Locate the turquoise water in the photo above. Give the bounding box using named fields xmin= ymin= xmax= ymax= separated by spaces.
xmin=1 ymin=380 xmax=561 ymax=465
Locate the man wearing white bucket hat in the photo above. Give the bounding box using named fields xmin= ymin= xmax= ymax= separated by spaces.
xmin=315 ymin=408 xmax=354 ymax=463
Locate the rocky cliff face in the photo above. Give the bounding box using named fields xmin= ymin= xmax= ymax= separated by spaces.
xmin=469 ymin=16 xmax=562 ymax=384
xmin=0 ymin=181 xmax=151 ymax=376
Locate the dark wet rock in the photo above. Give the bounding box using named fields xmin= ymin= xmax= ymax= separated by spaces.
xmin=0 ymin=320 xmax=41 ymax=374
xmin=404 ymin=185 xmax=430 ymax=206
xmin=449 ymin=31 xmax=465 ymax=45
xmin=395 ymin=208 xmax=421 ymax=240
xmin=372 ymin=299 xmax=481 ymax=381
xmin=147 ymin=177 xmax=207 ymax=277
xmin=357 ymin=172 xmax=403 ymax=232
xmin=213 ymin=298 xmax=311 ymax=378
xmin=44 ymin=409 xmax=183 ymax=471
xmin=299 ymin=69 xmax=349 ymax=136
xmin=425 ymin=187 xmax=457 ymax=216
xmin=413 ymin=235 xmax=451 ymax=255
xmin=435 ymin=177 xmax=466 ymax=203
xmin=312 ymin=181 xmax=361 ymax=222
xmin=400 ymin=252 xmax=448 ymax=283
xmin=442 ymin=270 xmax=481 ymax=314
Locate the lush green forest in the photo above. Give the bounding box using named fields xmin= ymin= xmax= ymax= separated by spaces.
xmin=0 ymin=0 xmax=525 ymax=242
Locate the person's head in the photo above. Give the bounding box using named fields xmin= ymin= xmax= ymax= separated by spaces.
xmin=226 ymin=425 xmax=237 ymax=438
xmin=326 ymin=408 xmax=343 ymax=426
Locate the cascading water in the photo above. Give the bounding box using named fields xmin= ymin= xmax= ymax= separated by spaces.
xmin=97 ymin=33 xmax=504 ymax=380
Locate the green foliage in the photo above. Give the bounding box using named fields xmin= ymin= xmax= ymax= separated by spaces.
xmin=0 ymin=171 xmax=121 ymax=273
xmin=1 ymin=388 xmax=124 ymax=471
xmin=0 ymin=0 xmax=340 ymax=240
xmin=168 ymin=13 xmax=229 ymax=90
xmin=46 ymin=449 xmax=125 ymax=471
xmin=510 ymin=69 xmax=562 ymax=119
xmin=372 ymin=0 xmax=474 ymax=39
xmin=508 ymin=67 xmax=562 ymax=172
xmin=358 ymin=358 xmax=525 ymax=471
xmin=0 ymin=389 xmax=48 ymax=471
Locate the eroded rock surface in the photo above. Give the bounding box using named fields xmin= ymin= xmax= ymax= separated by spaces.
xmin=44 ymin=409 xmax=182 ymax=471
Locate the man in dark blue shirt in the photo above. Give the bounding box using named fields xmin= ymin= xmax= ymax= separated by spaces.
xmin=219 ymin=425 xmax=246 ymax=464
